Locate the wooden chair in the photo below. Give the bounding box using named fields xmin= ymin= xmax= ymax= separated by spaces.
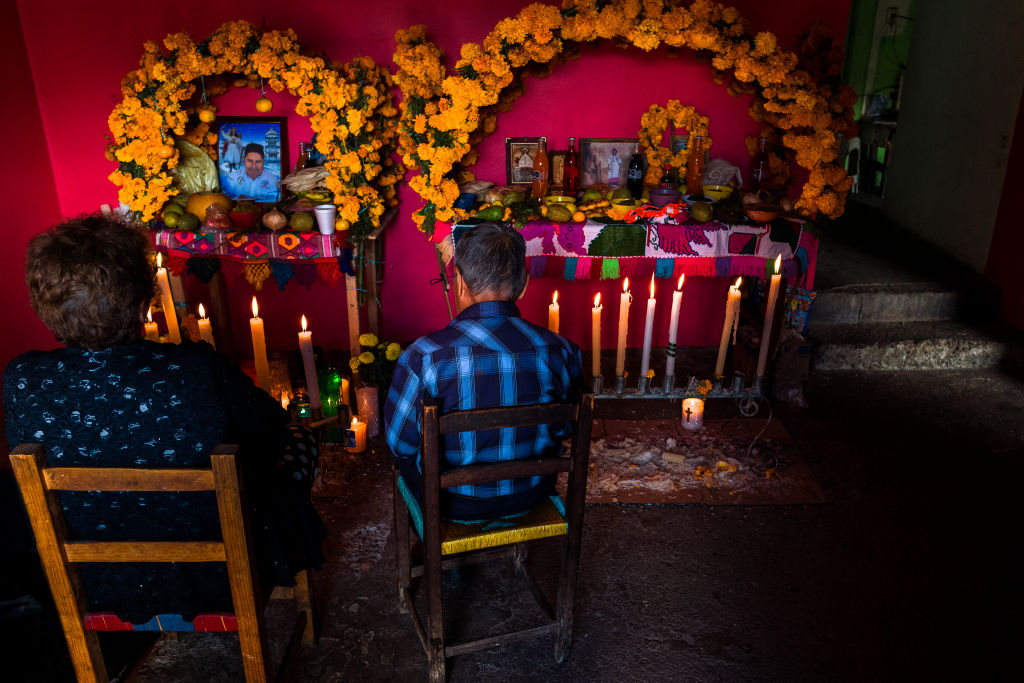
xmin=9 ymin=443 xmax=315 ymax=683
xmin=393 ymin=392 xmax=594 ymax=682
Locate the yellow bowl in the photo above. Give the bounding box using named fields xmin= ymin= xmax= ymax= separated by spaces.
xmin=702 ymin=184 xmax=734 ymax=201
xmin=545 ymin=195 xmax=575 ymax=205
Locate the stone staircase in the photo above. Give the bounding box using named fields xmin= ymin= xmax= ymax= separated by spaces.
xmin=806 ymin=202 xmax=1023 ymax=371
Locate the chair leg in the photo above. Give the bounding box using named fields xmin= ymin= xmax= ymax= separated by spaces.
xmin=294 ymin=569 xmax=316 ymax=645
xmin=554 ymin=527 xmax=584 ymax=663
xmin=424 ymin=521 xmax=445 ymax=682
xmin=393 ymin=474 xmax=412 ymax=614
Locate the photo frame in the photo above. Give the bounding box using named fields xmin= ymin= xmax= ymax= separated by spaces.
xmin=671 ymin=133 xmax=689 ymax=155
xmin=549 ymin=150 xmax=567 ymax=189
xmin=215 ymin=116 xmax=288 ymax=202
xmin=505 ymin=136 xmax=546 ymax=184
xmin=581 ymin=138 xmax=638 ymax=187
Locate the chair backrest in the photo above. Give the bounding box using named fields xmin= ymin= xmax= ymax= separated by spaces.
xmin=8 ymin=443 xmax=269 ymax=683
xmin=420 ymin=392 xmax=594 ymax=519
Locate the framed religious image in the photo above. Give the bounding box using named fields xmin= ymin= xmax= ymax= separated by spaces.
xmin=549 ymin=150 xmax=567 ymax=189
xmin=505 ymin=136 xmax=546 ymax=184
xmin=581 ymin=138 xmax=638 ymax=188
xmin=671 ymin=132 xmax=689 ymax=155
xmin=215 ymin=117 xmax=288 ymax=202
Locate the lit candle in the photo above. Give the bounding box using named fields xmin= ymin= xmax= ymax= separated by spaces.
xmin=144 ymin=307 xmax=160 ymax=341
xmin=249 ymin=296 xmax=271 ymax=391
xmin=591 ymin=293 xmax=602 ymax=377
xmin=639 ymin=276 xmax=657 ymax=382
xmin=197 ymin=303 xmax=215 ymax=349
xmin=281 ymin=394 xmax=290 ymax=410
xmin=665 ymin=275 xmax=685 ymax=380
xmin=681 ymin=398 xmax=704 ymax=431
xmin=615 ymin=278 xmax=631 ymax=377
xmin=714 ymin=277 xmax=742 ymax=378
xmin=155 ymin=253 xmax=181 ymax=344
xmin=548 ymin=290 xmax=560 ymax=334
xmin=756 ymin=256 xmax=783 ymax=378
xmin=346 ymin=417 xmax=367 ymax=453
xmin=297 ymin=315 xmax=322 ymax=411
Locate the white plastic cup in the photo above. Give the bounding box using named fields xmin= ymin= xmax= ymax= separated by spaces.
xmin=314 ymin=204 xmax=337 ymax=234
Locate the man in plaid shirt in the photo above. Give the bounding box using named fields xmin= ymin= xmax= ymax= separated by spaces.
xmin=384 ymin=222 xmax=583 ymax=520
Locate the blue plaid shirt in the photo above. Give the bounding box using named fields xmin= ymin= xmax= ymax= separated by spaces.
xmin=384 ymin=300 xmax=583 ymax=501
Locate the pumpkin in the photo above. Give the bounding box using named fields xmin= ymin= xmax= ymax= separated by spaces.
xmin=186 ymin=192 xmax=233 ymax=219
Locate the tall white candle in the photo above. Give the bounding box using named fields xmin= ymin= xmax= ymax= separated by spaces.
xmin=591 ymin=293 xmax=602 ymax=377
xmin=249 ymin=296 xmax=271 ymax=391
xmin=665 ymin=275 xmax=685 ymax=379
xmin=298 ymin=314 xmax=322 ymax=410
xmin=639 ymin=276 xmax=657 ymax=381
xmin=756 ymin=256 xmax=783 ymax=378
xmin=155 ymin=253 xmax=181 ymax=344
xmin=615 ymin=278 xmax=631 ymax=377
xmin=197 ymin=303 xmax=215 ymax=349
xmin=144 ymin=307 xmax=160 ymax=341
xmin=714 ymin=277 xmax=742 ymax=378
xmin=548 ymin=290 xmax=560 ymax=334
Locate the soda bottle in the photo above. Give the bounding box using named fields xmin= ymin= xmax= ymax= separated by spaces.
xmin=627 ymin=143 xmax=645 ymax=199
xmin=531 ymin=139 xmax=549 ymax=199
xmin=751 ymin=136 xmax=770 ymax=192
xmin=564 ymin=137 xmax=580 ymax=195
xmin=686 ymin=135 xmax=705 ymax=196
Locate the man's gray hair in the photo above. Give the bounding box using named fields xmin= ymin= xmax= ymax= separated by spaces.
xmin=454 ymin=222 xmax=528 ymax=300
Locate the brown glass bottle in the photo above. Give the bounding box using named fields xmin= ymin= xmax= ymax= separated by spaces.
xmin=686 ymin=135 xmax=705 ymax=195
xmin=564 ymin=137 xmax=579 ymax=195
xmin=531 ymin=140 xmax=549 ymax=199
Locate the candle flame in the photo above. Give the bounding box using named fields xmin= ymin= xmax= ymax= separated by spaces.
xmin=552 ymin=290 xmax=558 ymax=306
xmin=251 ymin=297 xmax=259 ymax=318
xmin=594 ymin=293 xmax=601 ymax=307
xmin=734 ymin=277 xmax=742 ymax=288
xmin=301 ymin=315 xmax=308 ymax=332
xmin=623 ymin=277 xmax=629 ymax=292
xmin=156 ymin=252 xmax=162 ymax=269
xmin=351 ymin=417 xmax=358 ymax=427
xmin=649 ymin=275 xmax=655 ymax=299
xmin=198 ymin=303 xmax=206 ymax=319
xmin=774 ymin=254 xmax=782 ymax=274
xmin=677 ymin=274 xmax=685 ymax=290
xmin=147 ymin=307 xmax=153 ymax=323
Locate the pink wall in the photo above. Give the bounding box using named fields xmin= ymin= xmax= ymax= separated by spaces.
xmin=985 ymin=87 xmax=1024 ymax=331
xmin=13 ymin=0 xmax=851 ymax=359
xmin=0 ymin=5 xmax=64 ymax=458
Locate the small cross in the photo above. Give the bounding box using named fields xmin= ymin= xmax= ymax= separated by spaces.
xmin=684 ymin=407 xmax=692 ymax=423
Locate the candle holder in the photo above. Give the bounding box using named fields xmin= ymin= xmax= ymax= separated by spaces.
xmin=662 ymin=374 xmax=675 ymax=394
xmin=614 ymin=375 xmax=626 ymax=395
xmin=592 ymin=376 xmax=603 ymax=395
xmin=637 ymin=376 xmax=649 ymax=395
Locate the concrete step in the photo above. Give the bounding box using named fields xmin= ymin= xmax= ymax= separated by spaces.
xmin=809 ymin=320 xmax=1024 ymax=371
xmin=812 ymin=283 xmax=969 ymax=324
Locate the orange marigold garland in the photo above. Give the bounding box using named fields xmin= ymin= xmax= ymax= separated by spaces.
xmin=394 ymin=0 xmax=857 ymax=236
xmin=637 ymin=100 xmax=712 ymax=186
xmin=107 ymin=20 xmax=404 ymax=242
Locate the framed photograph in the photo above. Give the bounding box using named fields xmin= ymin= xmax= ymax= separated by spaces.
xmin=215 ymin=117 xmax=288 ymax=202
xmin=671 ymin=133 xmax=689 ymax=155
xmin=581 ymin=138 xmax=637 ymax=188
xmin=549 ymin=150 xmax=567 ymax=189
xmin=505 ymin=136 xmax=546 ymax=184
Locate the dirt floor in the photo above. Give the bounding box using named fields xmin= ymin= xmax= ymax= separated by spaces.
xmin=2 ymin=367 xmax=1023 ymax=681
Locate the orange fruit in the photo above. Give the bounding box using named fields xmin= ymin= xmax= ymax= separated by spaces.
xmin=255 ymin=96 xmax=272 ymax=113
xmin=198 ymin=107 xmax=216 ymax=123
xmin=572 ymin=211 xmax=586 ymax=222
xmin=157 ymin=145 xmax=174 ymax=159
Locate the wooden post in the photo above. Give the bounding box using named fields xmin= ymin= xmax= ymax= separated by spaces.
xmin=208 ymin=269 xmax=236 ymax=361
xmin=346 ymin=274 xmax=360 ymax=357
